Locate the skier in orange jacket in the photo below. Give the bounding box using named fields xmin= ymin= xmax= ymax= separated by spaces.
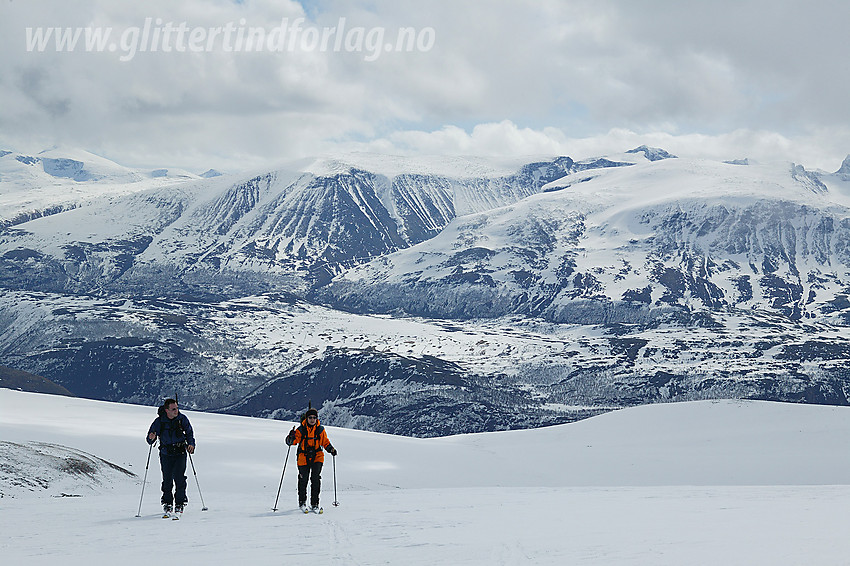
xmin=285 ymin=408 xmax=337 ymax=512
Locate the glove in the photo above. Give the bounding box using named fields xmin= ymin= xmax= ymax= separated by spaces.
xmin=328 ymin=447 xmax=338 ymax=456
xmin=285 ymin=432 xmax=295 ymax=445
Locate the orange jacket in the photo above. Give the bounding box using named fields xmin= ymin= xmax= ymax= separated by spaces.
xmin=287 ymin=417 xmax=334 ymax=466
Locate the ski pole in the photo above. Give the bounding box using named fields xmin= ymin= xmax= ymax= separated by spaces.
xmin=272 ymin=441 xmax=293 ymax=512
xmin=135 ymin=441 xmax=154 ymax=517
xmin=332 ymin=453 xmax=339 ymax=507
xmin=186 ymin=449 xmax=208 ymax=511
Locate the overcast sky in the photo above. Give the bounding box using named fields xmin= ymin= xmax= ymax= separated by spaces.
xmin=1 ymin=0 xmax=848 ymax=173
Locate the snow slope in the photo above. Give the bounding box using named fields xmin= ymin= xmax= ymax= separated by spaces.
xmin=0 ymin=147 xmax=201 ymax=228
xmin=328 ymin=157 xmax=850 ymax=319
xmin=4 ymin=151 xmax=850 ymax=437
xmin=2 ymin=388 xmax=850 ymax=565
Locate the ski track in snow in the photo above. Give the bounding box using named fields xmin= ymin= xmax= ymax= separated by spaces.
xmin=3 ymin=389 xmax=850 ymax=564
xmin=3 ymin=485 xmax=850 ymax=565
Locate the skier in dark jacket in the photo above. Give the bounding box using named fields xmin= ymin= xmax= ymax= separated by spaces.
xmin=147 ymin=398 xmax=195 ymax=514
xmin=286 ymin=407 xmax=337 ymax=513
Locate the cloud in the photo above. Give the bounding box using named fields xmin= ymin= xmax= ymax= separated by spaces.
xmin=347 ymin=122 xmax=850 ymax=172
xmin=1 ymin=0 xmax=848 ymax=173
xmin=378 ymin=122 xmax=564 ymax=157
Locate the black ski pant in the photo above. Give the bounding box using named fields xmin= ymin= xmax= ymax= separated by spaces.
xmin=159 ymin=450 xmax=188 ymax=506
xmin=297 ymin=461 xmax=323 ymax=507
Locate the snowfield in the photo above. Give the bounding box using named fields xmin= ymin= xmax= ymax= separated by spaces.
xmin=0 ymin=147 xmax=202 ymax=229
xmin=2 ymin=389 xmax=850 ymax=564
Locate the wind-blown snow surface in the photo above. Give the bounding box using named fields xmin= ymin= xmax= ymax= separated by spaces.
xmin=2 ymin=389 xmax=850 ymax=565
xmin=0 ymin=147 xmax=201 ymax=229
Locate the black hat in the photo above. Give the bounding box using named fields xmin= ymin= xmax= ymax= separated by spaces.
xmin=305 ymin=408 xmax=318 ymax=418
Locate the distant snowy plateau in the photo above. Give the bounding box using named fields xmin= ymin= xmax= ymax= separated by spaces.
xmin=2 ymin=146 xmax=850 ymax=436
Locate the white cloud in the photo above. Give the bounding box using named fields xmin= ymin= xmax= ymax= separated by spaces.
xmin=1 ymin=0 xmax=848 ymax=173
xmin=343 ymin=122 xmax=850 ymax=173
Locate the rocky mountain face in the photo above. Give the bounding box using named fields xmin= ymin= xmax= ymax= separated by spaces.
xmin=0 ymin=156 xmax=592 ymax=295
xmin=320 ymin=163 xmax=850 ymax=324
xmin=2 ymin=148 xmax=850 ymax=436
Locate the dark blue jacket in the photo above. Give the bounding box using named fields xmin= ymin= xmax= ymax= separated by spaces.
xmin=147 ymin=413 xmax=195 ymax=453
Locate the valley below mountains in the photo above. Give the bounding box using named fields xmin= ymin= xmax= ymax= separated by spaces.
xmin=2 ymin=147 xmax=850 ymax=436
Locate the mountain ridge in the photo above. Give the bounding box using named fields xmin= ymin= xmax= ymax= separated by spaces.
xmin=3 ymin=147 xmax=850 ymax=436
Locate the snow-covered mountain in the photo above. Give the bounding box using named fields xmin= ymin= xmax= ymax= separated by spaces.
xmin=323 ymin=156 xmax=850 ymax=323
xmin=0 ymin=147 xmax=202 ymax=229
xmin=3 ymin=148 xmax=850 ymax=435
xmin=0 ymin=152 xmax=604 ymax=294
xmin=4 ymin=389 xmax=850 ymax=565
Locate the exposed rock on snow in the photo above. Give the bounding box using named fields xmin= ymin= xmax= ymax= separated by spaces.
xmin=0 ymin=440 xmax=136 ymax=498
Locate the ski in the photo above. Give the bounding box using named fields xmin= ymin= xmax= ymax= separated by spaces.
xmin=161 ymin=504 xmax=183 ymax=519
xmin=300 ymin=504 xmax=309 ymax=514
